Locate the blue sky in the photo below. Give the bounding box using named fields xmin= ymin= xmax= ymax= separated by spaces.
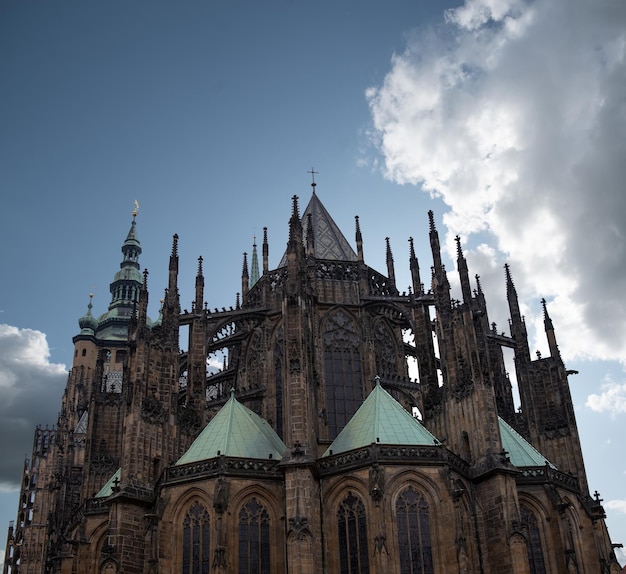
xmin=1 ymin=0 xmax=625 ymax=565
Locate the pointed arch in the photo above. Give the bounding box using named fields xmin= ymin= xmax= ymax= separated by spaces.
xmin=372 ymin=317 xmax=400 ymax=380
xmin=337 ymin=490 xmax=370 ymax=574
xmin=182 ymin=500 xmax=211 ymax=574
xmin=322 ymin=308 xmax=363 ymax=439
xmin=520 ymin=504 xmax=547 ymax=574
xmin=395 ymin=485 xmax=434 ymax=574
xmin=273 ymin=324 xmax=284 ymax=439
xmin=237 ymin=497 xmax=271 ymax=574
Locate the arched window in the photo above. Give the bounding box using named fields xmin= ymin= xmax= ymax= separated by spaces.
xmin=274 ymin=327 xmax=284 ymax=439
xmin=337 ymin=491 xmax=369 ymax=574
xmin=238 ymin=498 xmax=271 ymax=574
xmin=182 ymin=501 xmax=210 ymax=574
xmin=396 ymin=486 xmax=434 ymax=574
xmin=324 ymin=311 xmax=362 ymax=439
xmin=520 ymin=506 xmax=546 ymax=574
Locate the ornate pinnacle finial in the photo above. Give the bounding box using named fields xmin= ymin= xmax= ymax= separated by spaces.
xmin=132 ymin=199 xmax=139 ymax=218
xmin=475 ymin=274 xmax=482 ymax=294
xmin=291 ymin=195 xmax=300 ymax=219
xmin=409 ymin=237 xmax=416 ymax=259
xmin=455 ymin=235 xmax=463 ymax=258
xmin=355 ymin=215 xmax=361 ymax=234
xmin=428 ymin=210 xmax=436 ymax=232
xmin=143 ymin=268 xmax=149 ymax=288
xmin=171 ymin=234 xmax=179 ymax=257
xmin=307 ymin=167 xmax=318 ymax=192
xmin=197 ymin=256 xmax=203 ymax=276
xmin=504 ymin=263 xmax=513 ymax=285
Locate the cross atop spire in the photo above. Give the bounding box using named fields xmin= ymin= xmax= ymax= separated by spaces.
xmin=307 ymin=167 xmax=318 ymax=192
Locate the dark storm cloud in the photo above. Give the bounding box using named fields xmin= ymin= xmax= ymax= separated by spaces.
xmin=0 ymin=325 xmax=66 ymax=490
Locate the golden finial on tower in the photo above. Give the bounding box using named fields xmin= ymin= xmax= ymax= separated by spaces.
xmin=132 ymin=199 xmax=140 ymax=217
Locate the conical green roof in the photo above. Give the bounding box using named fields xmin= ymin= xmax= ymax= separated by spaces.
xmin=176 ymin=392 xmax=287 ymax=465
xmin=323 ymin=379 xmax=439 ymax=457
xmin=498 ymin=417 xmax=556 ymax=468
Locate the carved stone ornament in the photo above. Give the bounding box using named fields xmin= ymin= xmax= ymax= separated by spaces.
xmin=369 ymin=464 xmax=385 ymax=504
xmin=213 ymin=477 xmax=230 ymax=514
xmin=141 ymin=395 xmax=167 ymax=424
xmin=288 ymin=515 xmax=311 ymax=541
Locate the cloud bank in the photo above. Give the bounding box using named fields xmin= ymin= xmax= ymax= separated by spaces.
xmin=367 ymin=0 xmax=626 ymax=363
xmin=0 ymin=324 xmax=66 ymax=490
xmin=585 ymin=379 xmax=626 ymax=415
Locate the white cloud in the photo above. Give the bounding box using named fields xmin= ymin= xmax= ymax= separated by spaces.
xmin=605 ymin=500 xmax=626 ymax=515
xmin=586 ymin=380 xmax=626 ymax=416
xmin=0 ymin=325 xmax=66 ymax=489
xmin=366 ymin=0 xmax=626 ymax=364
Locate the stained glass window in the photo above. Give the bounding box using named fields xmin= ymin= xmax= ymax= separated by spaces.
xmin=324 ymin=311 xmax=362 ymax=439
xmin=337 ymin=492 xmax=369 ymax=574
xmin=520 ymin=506 xmax=546 ymax=574
xmin=238 ymin=498 xmax=271 ymax=574
xmin=274 ymin=328 xmax=284 ymax=439
xmin=396 ymin=487 xmax=434 ymax=574
xmin=182 ymin=501 xmax=210 ymax=574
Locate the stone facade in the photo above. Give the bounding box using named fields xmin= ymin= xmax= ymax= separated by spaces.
xmin=3 ymin=190 xmax=622 ymax=573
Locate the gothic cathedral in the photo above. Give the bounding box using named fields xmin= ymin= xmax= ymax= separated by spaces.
xmin=4 ymin=187 xmax=622 ymax=573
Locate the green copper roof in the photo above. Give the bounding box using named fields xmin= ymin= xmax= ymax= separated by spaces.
xmin=175 ymin=392 xmax=287 ymax=465
xmin=95 ymin=468 xmax=120 ymax=498
xmin=498 ymin=417 xmax=556 ymax=469
xmin=323 ymin=379 xmax=439 ymax=457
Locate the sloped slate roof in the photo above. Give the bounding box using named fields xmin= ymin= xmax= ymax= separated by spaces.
xmin=323 ymin=380 xmax=439 ymax=457
xmin=175 ymin=392 xmax=287 ymax=465
xmin=498 ymin=417 xmax=557 ymax=468
xmin=279 ymin=191 xmax=358 ymax=266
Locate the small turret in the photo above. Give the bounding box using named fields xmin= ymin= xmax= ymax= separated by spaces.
xmin=385 ymin=237 xmax=396 ymax=289
xmin=355 ymin=216 xmax=364 ymax=262
xmin=409 ymin=237 xmax=422 ymax=295
xmin=195 ymin=256 xmax=204 ymax=313
xmin=542 ymin=298 xmax=560 ymax=359
xmin=242 ymin=252 xmax=249 ymax=298
xmin=250 ymin=238 xmax=260 ymax=287
xmin=455 ymin=236 xmax=472 ymax=304
xmin=505 ymin=264 xmax=530 ymax=363
xmin=262 ymin=227 xmax=269 ymax=274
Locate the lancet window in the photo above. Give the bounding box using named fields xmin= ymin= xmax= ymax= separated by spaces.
xmin=323 ymin=311 xmax=362 ymax=439
xmin=182 ymin=501 xmax=210 ymax=574
xmin=395 ymin=486 xmax=434 ymax=574
xmin=337 ymin=491 xmax=369 ymax=574
xmin=238 ymin=498 xmax=271 ymax=574
xmin=274 ymin=327 xmax=284 ymax=439
xmin=520 ymin=506 xmax=546 ymax=574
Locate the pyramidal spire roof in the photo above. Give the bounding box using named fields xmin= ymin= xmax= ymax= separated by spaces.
xmin=279 ymin=191 xmax=358 ymax=266
xmin=498 ymin=417 xmax=556 ymax=468
xmin=175 ymin=391 xmax=287 ymax=465
xmin=323 ymin=378 xmax=439 ymax=457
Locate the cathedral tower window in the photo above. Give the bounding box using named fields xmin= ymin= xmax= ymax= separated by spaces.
xmin=182 ymin=501 xmax=210 ymax=574
xmin=520 ymin=505 xmax=546 ymax=574
xmin=323 ymin=311 xmax=362 ymax=439
xmin=238 ymin=497 xmax=271 ymax=574
xmin=395 ymin=486 xmax=434 ymax=574
xmin=337 ymin=491 xmax=370 ymax=574
xmin=274 ymin=327 xmax=284 ymax=438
